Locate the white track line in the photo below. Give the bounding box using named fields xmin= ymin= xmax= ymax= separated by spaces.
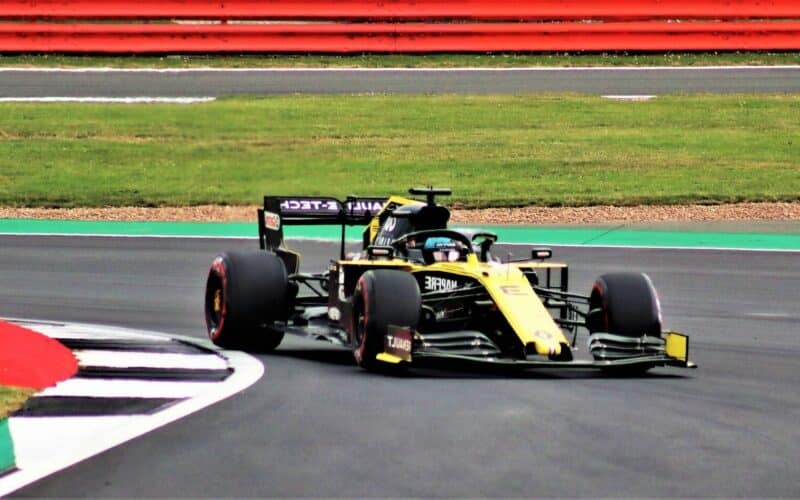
xmin=39 ymin=379 xmax=223 ymax=399
xmin=0 ymin=97 xmax=215 ymax=104
xmin=743 ymin=312 xmax=793 ymax=319
xmin=602 ymin=95 xmax=657 ymax=100
xmin=498 ymin=242 xmax=800 ymax=253
xmin=1 ymin=231 xmax=798 ymax=252
xmin=15 ymin=320 xmax=169 ymax=341
xmin=74 ymin=350 xmax=228 ymax=370
xmin=0 ymin=231 xmax=258 ymax=239
xmin=0 ymin=65 xmax=799 ymax=73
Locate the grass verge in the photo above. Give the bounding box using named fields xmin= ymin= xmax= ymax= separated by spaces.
xmin=0 ymin=94 xmax=798 ymax=208
xmin=0 ymin=386 xmax=33 ymax=419
xmin=1 ymin=52 xmax=799 ymax=69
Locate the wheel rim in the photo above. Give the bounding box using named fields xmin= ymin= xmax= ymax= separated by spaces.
xmin=354 ymin=299 xmax=366 ymax=349
xmin=205 ymin=273 xmax=226 ymax=339
xmin=212 ymin=289 xmax=223 ymax=326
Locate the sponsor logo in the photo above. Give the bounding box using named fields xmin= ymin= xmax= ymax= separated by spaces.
xmin=345 ymin=200 xmax=384 ymax=214
xmin=385 ymin=326 xmax=413 ymax=361
xmin=500 ymin=285 xmax=528 ymax=296
xmin=424 ymin=275 xmax=460 ymax=292
xmin=374 ymin=236 xmax=392 ymax=246
xmin=383 ymin=217 xmax=397 ymax=232
xmin=280 ymin=199 xmax=340 ymax=212
xmin=427 ymin=238 xmax=458 ymax=250
xmin=387 ymin=334 xmax=412 ymax=352
xmin=263 ymin=211 xmax=281 ymax=230
xmin=327 ymin=306 xmax=341 ymax=321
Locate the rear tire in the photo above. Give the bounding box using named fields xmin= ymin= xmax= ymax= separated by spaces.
xmin=351 ymin=270 xmax=421 ymax=371
xmin=205 ymin=251 xmax=288 ymax=351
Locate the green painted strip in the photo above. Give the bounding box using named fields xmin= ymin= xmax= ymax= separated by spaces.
xmin=1 ymin=219 xmax=799 ymax=251
xmin=482 ymin=226 xmax=800 ymax=251
xmin=0 ymin=219 xmax=257 ymax=238
xmin=595 ymin=229 xmax=800 ymax=251
xmin=0 ymin=418 xmax=14 ymax=474
xmin=0 ymin=219 xmax=349 ymax=240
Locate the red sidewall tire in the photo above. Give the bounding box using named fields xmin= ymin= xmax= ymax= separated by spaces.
xmin=204 ymin=251 xmax=288 ymax=351
xmin=351 ymin=270 xmax=420 ymax=370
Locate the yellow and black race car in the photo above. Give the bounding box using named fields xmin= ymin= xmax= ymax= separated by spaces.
xmin=204 ymin=187 xmax=695 ymax=374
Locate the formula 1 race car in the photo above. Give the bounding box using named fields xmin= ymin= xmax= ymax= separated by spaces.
xmin=204 ymin=188 xmax=695 ymax=374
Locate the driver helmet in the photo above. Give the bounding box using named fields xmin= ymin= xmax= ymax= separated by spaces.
xmin=423 ymin=237 xmax=464 ymax=263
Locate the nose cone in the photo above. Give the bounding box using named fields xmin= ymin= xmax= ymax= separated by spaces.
xmin=525 ymin=341 xmax=573 ymax=361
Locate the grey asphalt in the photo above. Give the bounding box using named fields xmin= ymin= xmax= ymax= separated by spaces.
xmin=3 ymin=235 xmax=799 ymax=497
xmin=2 ymin=66 xmax=800 ymax=96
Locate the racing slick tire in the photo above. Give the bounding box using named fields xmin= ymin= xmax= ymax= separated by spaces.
xmin=351 ymin=269 xmax=421 ymax=371
xmin=588 ymin=272 xmax=662 ymax=375
xmin=204 ymin=251 xmax=288 ymax=351
xmin=588 ymin=272 xmax=662 ymax=338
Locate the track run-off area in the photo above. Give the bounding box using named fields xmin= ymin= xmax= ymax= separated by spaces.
xmin=0 ymin=229 xmax=798 ymax=497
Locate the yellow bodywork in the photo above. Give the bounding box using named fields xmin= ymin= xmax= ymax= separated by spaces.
xmin=355 ymin=194 xmax=570 ymax=358
xmin=416 ymin=255 xmax=569 ymax=357
xmin=344 ymin=253 xmax=570 ymax=358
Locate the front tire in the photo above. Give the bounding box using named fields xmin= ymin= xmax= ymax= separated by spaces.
xmin=588 ymin=272 xmax=662 ymax=338
xmin=588 ymin=272 xmax=662 ymax=375
xmin=204 ymin=251 xmax=288 ymax=351
xmin=351 ymin=270 xmax=421 ymax=371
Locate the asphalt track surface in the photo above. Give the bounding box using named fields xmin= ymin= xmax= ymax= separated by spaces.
xmin=2 ymin=66 xmax=800 ymax=96
xmin=3 ymin=235 xmax=799 ymax=497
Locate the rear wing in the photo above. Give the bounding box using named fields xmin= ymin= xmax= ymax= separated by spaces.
xmin=258 ymin=195 xmax=387 ymax=257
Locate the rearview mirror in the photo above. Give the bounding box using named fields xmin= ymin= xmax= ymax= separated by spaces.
xmin=367 ymin=246 xmax=395 ymax=259
xmin=531 ymin=248 xmax=553 ymax=260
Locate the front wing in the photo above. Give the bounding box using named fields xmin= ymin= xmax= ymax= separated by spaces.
xmin=376 ymin=329 xmax=696 ymax=371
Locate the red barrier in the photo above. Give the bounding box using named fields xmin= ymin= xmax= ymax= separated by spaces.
xmin=2 ymin=0 xmax=800 ymax=21
xmin=1 ymin=22 xmax=799 ymax=53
